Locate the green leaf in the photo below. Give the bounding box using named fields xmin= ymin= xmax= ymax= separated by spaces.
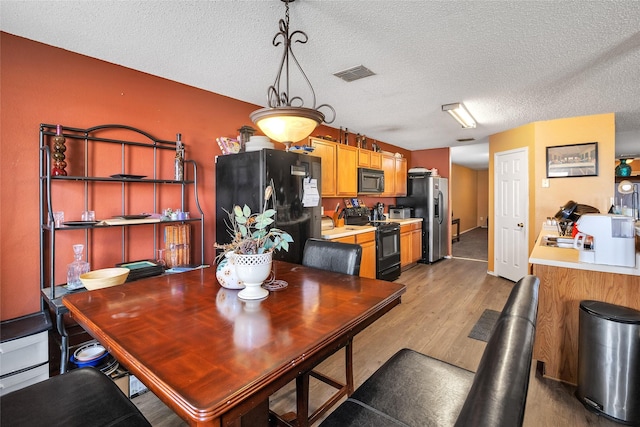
xmin=233 ymin=205 xmax=244 ymax=217
xmin=238 ymin=224 xmax=248 ymax=237
xmin=263 ymin=209 xmax=276 ymax=218
xmin=254 ymin=215 xmax=274 ymax=229
xmin=242 ymin=204 xmax=251 ymax=217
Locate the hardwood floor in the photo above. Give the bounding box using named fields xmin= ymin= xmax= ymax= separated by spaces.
xmin=133 ymin=258 xmax=620 ymax=426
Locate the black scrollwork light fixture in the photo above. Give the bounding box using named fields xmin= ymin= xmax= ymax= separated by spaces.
xmin=250 ymin=0 xmax=335 ymax=151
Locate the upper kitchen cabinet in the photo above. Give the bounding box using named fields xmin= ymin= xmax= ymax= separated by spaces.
xmin=310 ymin=137 xmax=358 ymax=197
xmin=358 ymin=148 xmax=382 ymax=169
xmin=310 ymin=137 xmax=337 ymax=196
xmin=336 ymin=144 xmax=358 ymax=196
xmin=395 ymin=157 xmax=407 ymax=196
xmin=382 ymin=153 xmax=407 ymax=197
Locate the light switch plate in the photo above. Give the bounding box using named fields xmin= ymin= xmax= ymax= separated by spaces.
xmin=542 ymin=179 xmax=550 ymax=188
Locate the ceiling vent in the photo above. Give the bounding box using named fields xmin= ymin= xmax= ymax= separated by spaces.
xmin=456 ymin=138 xmax=476 ymax=143
xmin=333 ymin=65 xmax=375 ymax=82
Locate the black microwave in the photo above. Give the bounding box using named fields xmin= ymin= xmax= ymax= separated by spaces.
xmin=358 ymin=167 xmax=385 ymax=194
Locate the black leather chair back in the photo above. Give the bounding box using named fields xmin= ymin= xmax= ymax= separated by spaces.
xmin=302 ymin=238 xmax=362 ymax=276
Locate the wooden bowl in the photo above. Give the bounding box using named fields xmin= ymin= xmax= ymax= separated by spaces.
xmin=80 ymin=268 xmax=130 ymax=290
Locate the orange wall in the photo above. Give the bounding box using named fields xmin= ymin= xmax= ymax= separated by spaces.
xmin=0 ymin=33 xmax=406 ymax=320
xmin=450 ymin=164 xmax=488 ymax=232
xmin=534 ymin=113 xmax=615 ymax=232
xmin=477 ymin=170 xmax=489 ymax=227
xmin=451 ymin=164 xmax=478 ymax=233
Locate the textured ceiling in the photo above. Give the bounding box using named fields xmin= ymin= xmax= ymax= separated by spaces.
xmin=2 ymin=0 xmax=639 ymax=169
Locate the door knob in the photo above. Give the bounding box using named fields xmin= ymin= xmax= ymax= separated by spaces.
xmin=517 ymin=223 xmax=524 ymax=228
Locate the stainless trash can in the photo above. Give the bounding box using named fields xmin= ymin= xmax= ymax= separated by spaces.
xmin=577 ymin=300 xmax=640 ymax=425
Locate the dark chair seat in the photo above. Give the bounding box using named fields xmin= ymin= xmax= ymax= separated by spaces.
xmin=0 ymin=367 xmax=151 ymax=427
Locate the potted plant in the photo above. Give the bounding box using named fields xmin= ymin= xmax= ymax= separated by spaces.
xmin=215 ymin=186 xmax=293 ymax=299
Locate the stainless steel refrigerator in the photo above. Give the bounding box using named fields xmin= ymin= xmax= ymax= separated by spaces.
xmin=215 ymin=149 xmax=322 ymax=264
xmin=396 ymin=173 xmax=448 ymax=263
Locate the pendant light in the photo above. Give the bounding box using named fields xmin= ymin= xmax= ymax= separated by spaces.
xmin=250 ymin=0 xmax=335 ymax=151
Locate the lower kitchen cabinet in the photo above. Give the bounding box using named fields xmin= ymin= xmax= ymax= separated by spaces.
xmin=401 ymin=222 xmax=423 ymax=268
xmin=328 ymin=231 xmax=376 ymax=279
xmin=356 ymin=231 xmax=376 ymax=279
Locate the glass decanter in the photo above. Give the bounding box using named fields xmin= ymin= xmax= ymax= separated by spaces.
xmin=67 ymin=244 xmax=90 ymax=290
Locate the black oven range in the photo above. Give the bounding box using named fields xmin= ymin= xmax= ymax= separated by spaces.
xmin=344 ymin=207 xmax=401 ymax=281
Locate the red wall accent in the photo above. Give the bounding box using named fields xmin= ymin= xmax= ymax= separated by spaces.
xmin=410 ymin=147 xmax=450 ymax=179
xmin=0 ymin=33 xmax=413 ymax=320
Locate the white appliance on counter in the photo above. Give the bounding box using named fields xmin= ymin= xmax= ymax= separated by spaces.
xmin=574 ymin=214 xmax=636 ymax=267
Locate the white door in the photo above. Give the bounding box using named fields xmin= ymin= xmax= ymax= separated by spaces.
xmin=494 ymin=148 xmax=529 ymax=282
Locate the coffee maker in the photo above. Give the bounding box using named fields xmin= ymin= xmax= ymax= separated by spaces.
xmin=573 ymin=214 xmax=636 ymax=267
xmin=371 ymin=202 xmax=386 ymax=221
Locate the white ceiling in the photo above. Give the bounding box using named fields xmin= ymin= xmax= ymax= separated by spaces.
xmin=2 ymin=0 xmax=639 ymax=169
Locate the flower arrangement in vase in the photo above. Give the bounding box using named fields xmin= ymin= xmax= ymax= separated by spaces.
xmin=215 ymin=186 xmax=293 ymax=299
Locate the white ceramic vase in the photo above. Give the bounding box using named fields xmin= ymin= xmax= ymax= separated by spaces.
xmin=234 ymin=252 xmax=272 ymax=300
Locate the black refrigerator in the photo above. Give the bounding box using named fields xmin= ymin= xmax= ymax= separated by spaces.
xmin=215 ymin=149 xmax=322 ymax=264
xmin=396 ymin=173 xmax=448 ymax=263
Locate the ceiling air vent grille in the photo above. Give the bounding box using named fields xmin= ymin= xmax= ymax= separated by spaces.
xmin=456 ymin=138 xmax=476 ymax=142
xmin=333 ymin=65 xmax=375 ymax=82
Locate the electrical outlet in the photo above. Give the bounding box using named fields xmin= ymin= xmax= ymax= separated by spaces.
xmin=542 ymin=179 xmax=550 ymax=188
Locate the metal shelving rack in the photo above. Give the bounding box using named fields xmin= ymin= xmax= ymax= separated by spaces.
xmin=38 ymin=123 xmax=204 ymax=373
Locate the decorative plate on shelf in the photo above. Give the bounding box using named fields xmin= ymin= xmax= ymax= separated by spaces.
xmin=112 ymin=214 xmax=152 ymax=220
xmin=63 ymin=221 xmax=100 ymax=226
xmin=110 ymin=174 xmax=147 ymax=179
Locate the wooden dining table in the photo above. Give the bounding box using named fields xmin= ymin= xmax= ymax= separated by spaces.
xmin=63 ymin=261 xmax=406 ymax=426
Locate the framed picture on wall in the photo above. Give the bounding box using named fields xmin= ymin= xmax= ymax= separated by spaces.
xmin=546 ymin=142 xmax=598 ymax=178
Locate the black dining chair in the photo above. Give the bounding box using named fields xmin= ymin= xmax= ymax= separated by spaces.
xmin=276 ymin=238 xmax=362 ymax=426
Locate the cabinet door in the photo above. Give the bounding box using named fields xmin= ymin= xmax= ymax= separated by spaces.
xmin=336 ymin=145 xmax=358 ymax=196
xmin=356 ymin=231 xmax=376 ymax=279
xmin=382 ymin=154 xmax=396 ymax=197
xmin=358 ymin=149 xmax=371 ymax=168
xmin=400 ymin=229 xmax=411 ymax=267
xmin=370 ymin=152 xmax=382 ymax=169
xmin=411 ymin=228 xmax=422 ymax=263
xmin=310 ymin=138 xmax=337 ymax=196
xmin=395 ymin=157 xmax=407 ymax=196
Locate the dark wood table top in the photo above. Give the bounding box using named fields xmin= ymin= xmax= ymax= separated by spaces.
xmin=63 ymin=261 xmax=406 ymax=426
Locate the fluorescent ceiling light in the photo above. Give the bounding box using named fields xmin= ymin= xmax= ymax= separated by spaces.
xmin=442 ymin=103 xmax=476 ymax=129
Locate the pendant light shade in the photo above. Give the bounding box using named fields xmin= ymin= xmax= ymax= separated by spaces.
xmin=251 ymin=0 xmax=334 ymax=151
xmin=250 ymin=106 xmax=324 ymax=147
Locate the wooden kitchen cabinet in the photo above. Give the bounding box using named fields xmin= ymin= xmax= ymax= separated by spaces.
xmin=410 ymin=225 xmax=422 ymax=263
xmin=356 ymin=231 xmax=376 ymax=279
xmin=336 ymin=144 xmax=358 ymax=196
xmin=400 ymin=227 xmax=411 ymax=267
xmin=382 ymin=154 xmax=407 ymax=197
xmin=328 ymin=231 xmax=376 ymax=279
xmin=382 ymin=154 xmax=396 ymax=196
xmin=400 ymin=222 xmax=423 ymax=268
xmin=358 ymin=148 xmax=382 ymax=170
xmin=310 ymin=137 xmax=337 ymax=196
xmin=395 ymin=157 xmax=407 ymax=196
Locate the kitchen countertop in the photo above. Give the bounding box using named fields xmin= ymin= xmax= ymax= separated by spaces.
xmin=321 ymin=218 xmax=422 ymax=240
xmin=529 ymin=227 xmax=640 ymax=276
